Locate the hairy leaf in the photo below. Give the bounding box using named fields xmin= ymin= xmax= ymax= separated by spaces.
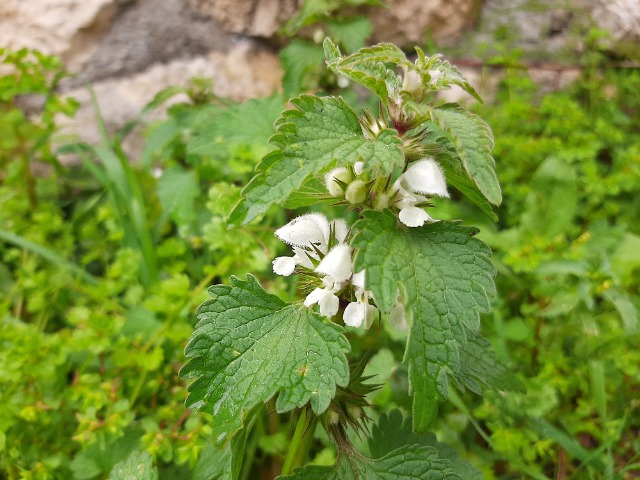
xmin=324 ymin=39 xmax=404 ymax=100
xmin=229 ymin=95 xmax=403 ymax=226
xmin=414 ymin=50 xmax=482 ymax=103
xmin=429 ymin=105 xmax=501 ymax=206
xmin=369 ymin=410 xmax=482 ymax=480
xmin=351 ymin=211 xmax=496 ymax=431
xmin=180 ymin=275 xmax=350 ymax=444
xmin=278 ymin=445 xmax=461 ymax=479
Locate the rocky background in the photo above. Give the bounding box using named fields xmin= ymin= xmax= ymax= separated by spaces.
xmin=2 ymin=0 xmax=639 ymax=145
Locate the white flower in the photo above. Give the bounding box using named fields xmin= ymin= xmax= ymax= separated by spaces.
xmin=354 ymin=161 xmax=365 ymax=176
xmin=428 ymin=69 xmax=442 ymax=84
xmin=304 ymin=277 xmax=340 ymax=317
xmin=272 ymin=256 xmax=297 ymax=276
xmin=275 ymin=213 xmax=330 ymax=252
xmin=343 ymin=270 xmax=376 ymax=328
xmin=402 ymin=69 xmax=423 ymax=93
xmin=392 ymin=158 xmax=449 ymax=227
xmin=273 ymin=214 xmax=349 ymax=277
xmin=398 ymin=206 xmax=434 ymax=227
xmin=315 ymin=244 xmax=352 ymax=283
xmin=404 ymin=159 xmax=449 ymax=198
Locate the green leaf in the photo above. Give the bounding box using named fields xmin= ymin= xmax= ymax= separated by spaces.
xmin=188 ymin=96 xmax=283 ymax=158
xmin=280 ymin=40 xmax=325 ymax=98
xmin=369 ymin=410 xmax=482 ymax=480
xmin=71 ymin=431 xmax=141 ymax=479
xmin=351 ymin=211 xmax=496 ymax=431
xmin=191 ymin=441 xmax=231 ymax=480
xmin=157 ymin=167 xmax=198 ymax=226
xmin=521 ymin=156 xmax=577 ymax=238
xmin=281 ymin=178 xmax=334 ymax=209
xmin=324 ymin=39 xmax=404 ymax=100
xmin=278 ymin=445 xmax=461 ymax=479
xmin=108 ymin=451 xmax=158 ymax=480
xmin=229 ymin=95 xmax=403 ymax=226
xmin=180 ymin=275 xmax=350 ymax=445
xmin=455 ymin=333 xmax=525 ymax=394
xmin=429 ymin=105 xmax=501 ymax=206
xmin=414 ymin=51 xmax=482 ymax=103
xmin=438 ymin=154 xmax=498 ymax=221
xmin=327 ymin=17 xmax=373 ymax=54
xmin=602 ymin=288 xmax=638 ymax=333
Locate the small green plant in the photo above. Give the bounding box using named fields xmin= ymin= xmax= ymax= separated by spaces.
xmin=178 ymin=38 xmax=523 ymax=478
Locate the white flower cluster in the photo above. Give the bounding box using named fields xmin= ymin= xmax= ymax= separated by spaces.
xmin=272 ymin=213 xmax=375 ymax=328
xmin=324 ymin=157 xmax=449 ymax=228
xmin=392 ymin=158 xmax=449 ymax=227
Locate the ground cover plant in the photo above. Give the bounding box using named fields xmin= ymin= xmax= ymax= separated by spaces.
xmin=1 ymin=24 xmax=639 ymax=480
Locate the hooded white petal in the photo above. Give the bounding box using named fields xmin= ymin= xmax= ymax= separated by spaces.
xmin=353 ymin=161 xmax=365 ymax=176
xmin=399 ymin=206 xmax=433 ymax=227
xmin=404 ymin=159 xmax=449 ymax=198
xmin=318 ymin=291 xmax=340 ymax=317
xmin=292 ymin=247 xmax=315 ymax=269
xmin=343 ymin=302 xmax=364 ymax=327
xmin=315 ymin=244 xmax=352 ymax=283
xmin=272 ymin=256 xmax=296 ymax=276
xmin=363 ymin=304 xmax=376 ymax=329
xmin=352 ymin=270 xmax=366 ymax=289
xmin=304 ymin=288 xmax=325 ymax=307
xmin=402 ymin=69 xmax=423 ymax=92
xmin=275 ymin=213 xmax=330 ymax=250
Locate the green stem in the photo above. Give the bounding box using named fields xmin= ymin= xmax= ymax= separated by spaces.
xmin=281 ymin=408 xmax=318 ymax=475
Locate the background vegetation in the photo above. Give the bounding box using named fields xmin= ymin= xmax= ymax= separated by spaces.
xmin=1 ymin=9 xmax=638 ymax=479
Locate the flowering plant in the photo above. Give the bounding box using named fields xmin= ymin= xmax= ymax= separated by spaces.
xmin=180 ymin=39 xmax=524 ymax=478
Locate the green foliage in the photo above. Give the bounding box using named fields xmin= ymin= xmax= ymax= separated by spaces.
xmin=0 ymin=49 xmax=283 ymax=479
xmin=427 ymin=105 xmax=501 ymax=205
xmin=438 ymin=63 xmax=640 ymax=478
xmin=369 ymin=410 xmax=482 ymax=479
xmin=181 ymin=275 xmax=350 ymax=445
xmin=228 ymin=95 xmax=403 ymax=226
xmin=351 ymin=212 xmax=498 ymax=429
xmin=108 ymin=451 xmax=158 ymax=480
xmin=3 ymin=21 xmax=639 ymax=480
xmin=280 ymin=445 xmax=461 ymax=480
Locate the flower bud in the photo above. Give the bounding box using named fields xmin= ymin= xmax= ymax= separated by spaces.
xmin=325 ymin=167 xmax=353 ymax=197
xmin=345 ymin=179 xmax=367 ymax=205
xmin=402 ymin=69 xmax=423 ymax=94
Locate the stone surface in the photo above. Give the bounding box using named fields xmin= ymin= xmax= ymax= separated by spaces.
xmin=0 ymin=0 xmax=118 ymax=70
xmin=367 ymin=0 xmax=480 ymax=46
xmin=590 ymin=0 xmax=640 ymax=51
xmin=57 ymin=40 xmax=282 ymax=153
xmin=188 ymin=0 xmax=301 ymax=37
xmin=77 ymin=0 xmax=234 ymax=82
